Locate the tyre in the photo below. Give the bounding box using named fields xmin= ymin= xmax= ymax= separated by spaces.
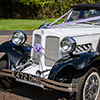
xmin=70 ymin=67 xmax=100 ymax=100
xmin=0 ymin=55 xmax=18 ymax=89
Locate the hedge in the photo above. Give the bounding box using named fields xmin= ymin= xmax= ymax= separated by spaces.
xmin=0 ymin=0 xmax=100 ymax=19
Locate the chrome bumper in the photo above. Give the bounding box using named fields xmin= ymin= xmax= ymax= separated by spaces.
xmin=41 ymin=78 xmax=78 ymax=92
xmin=0 ymin=69 xmax=78 ymax=92
xmin=0 ymin=69 xmax=14 ymax=78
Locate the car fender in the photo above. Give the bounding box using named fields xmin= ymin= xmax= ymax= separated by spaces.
xmin=49 ymin=51 xmax=100 ymax=80
xmin=0 ymin=41 xmax=31 ymax=69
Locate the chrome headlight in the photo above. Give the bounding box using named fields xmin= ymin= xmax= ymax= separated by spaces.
xmin=12 ymin=31 xmax=27 ymax=45
xmin=61 ymin=37 xmax=76 ymax=54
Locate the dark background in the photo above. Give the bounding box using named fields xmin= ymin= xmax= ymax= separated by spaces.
xmin=0 ymin=0 xmax=100 ymax=19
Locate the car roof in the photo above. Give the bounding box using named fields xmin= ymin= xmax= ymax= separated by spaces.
xmin=72 ymin=3 xmax=100 ymax=10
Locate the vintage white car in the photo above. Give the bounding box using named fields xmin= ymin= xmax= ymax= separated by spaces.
xmin=0 ymin=3 xmax=100 ymax=100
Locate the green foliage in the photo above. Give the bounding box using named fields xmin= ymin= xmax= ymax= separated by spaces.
xmin=0 ymin=0 xmax=100 ymax=19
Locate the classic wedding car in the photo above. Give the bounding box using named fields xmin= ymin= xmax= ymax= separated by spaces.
xmin=0 ymin=3 xmax=100 ymax=100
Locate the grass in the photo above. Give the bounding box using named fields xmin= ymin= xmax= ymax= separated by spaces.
xmin=0 ymin=18 xmax=64 ymax=30
xmin=0 ymin=19 xmax=55 ymax=30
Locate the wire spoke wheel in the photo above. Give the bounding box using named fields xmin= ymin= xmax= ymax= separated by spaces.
xmin=83 ymin=72 xmax=100 ymax=100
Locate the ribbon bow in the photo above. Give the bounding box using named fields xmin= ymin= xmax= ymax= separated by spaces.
xmin=33 ymin=43 xmax=43 ymax=53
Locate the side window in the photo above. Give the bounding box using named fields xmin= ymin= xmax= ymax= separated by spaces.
xmin=84 ymin=10 xmax=100 ymax=18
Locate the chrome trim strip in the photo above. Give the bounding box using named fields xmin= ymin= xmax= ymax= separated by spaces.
xmin=73 ymin=33 xmax=100 ymax=38
xmin=16 ymin=78 xmax=44 ymax=88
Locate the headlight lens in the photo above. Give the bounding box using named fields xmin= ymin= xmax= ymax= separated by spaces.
xmin=12 ymin=31 xmax=27 ymax=45
xmin=61 ymin=37 xmax=76 ymax=54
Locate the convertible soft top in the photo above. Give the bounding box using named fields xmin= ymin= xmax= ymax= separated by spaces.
xmin=72 ymin=3 xmax=100 ymax=10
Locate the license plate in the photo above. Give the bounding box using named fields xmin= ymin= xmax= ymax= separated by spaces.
xmin=14 ymin=71 xmax=41 ymax=84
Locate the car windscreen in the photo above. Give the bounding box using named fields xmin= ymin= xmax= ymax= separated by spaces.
xmin=65 ymin=9 xmax=100 ymax=23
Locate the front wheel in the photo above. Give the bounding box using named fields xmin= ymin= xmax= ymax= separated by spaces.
xmin=83 ymin=72 xmax=100 ymax=100
xmin=0 ymin=55 xmax=19 ymax=89
xmin=71 ymin=67 xmax=100 ymax=100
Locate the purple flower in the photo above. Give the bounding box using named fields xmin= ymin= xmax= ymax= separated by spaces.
xmin=33 ymin=43 xmax=43 ymax=53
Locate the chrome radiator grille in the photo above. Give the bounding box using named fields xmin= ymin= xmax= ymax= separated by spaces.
xmin=45 ymin=36 xmax=60 ymax=67
xmin=34 ymin=34 xmax=60 ymax=66
xmin=34 ymin=34 xmax=41 ymax=45
xmin=34 ymin=34 xmax=41 ymax=64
